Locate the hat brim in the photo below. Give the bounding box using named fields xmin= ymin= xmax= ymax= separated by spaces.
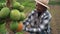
xmin=35 ymin=0 xmax=49 ymax=9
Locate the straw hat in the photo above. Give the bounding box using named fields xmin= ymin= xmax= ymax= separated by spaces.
xmin=35 ymin=0 xmax=49 ymax=9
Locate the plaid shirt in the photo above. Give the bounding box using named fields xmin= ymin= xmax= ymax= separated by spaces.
xmin=23 ymin=10 xmax=52 ymax=32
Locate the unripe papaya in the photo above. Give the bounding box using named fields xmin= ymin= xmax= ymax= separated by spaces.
xmin=10 ymin=9 xmax=20 ymax=20
xmin=0 ymin=7 xmax=10 ymax=18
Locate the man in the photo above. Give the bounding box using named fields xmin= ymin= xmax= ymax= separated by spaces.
xmin=23 ymin=0 xmax=52 ymax=34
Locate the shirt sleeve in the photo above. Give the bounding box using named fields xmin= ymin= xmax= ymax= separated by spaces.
xmin=23 ymin=11 xmax=42 ymax=32
xmin=39 ymin=12 xmax=52 ymax=30
xmin=23 ymin=11 xmax=34 ymax=31
xmin=23 ymin=15 xmax=31 ymax=30
xmin=25 ymin=27 xmax=41 ymax=32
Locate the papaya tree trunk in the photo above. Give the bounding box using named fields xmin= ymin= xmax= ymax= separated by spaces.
xmin=5 ymin=19 xmax=15 ymax=34
xmin=6 ymin=0 xmax=12 ymax=9
xmin=5 ymin=0 xmax=15 ymax=34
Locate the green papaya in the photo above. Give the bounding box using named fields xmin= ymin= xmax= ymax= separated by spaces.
xmin=0 ymin=7 xmax=10 ymax=18
xmin=18 ymin=5 xmax=24 ymax=12
xmin=12 ymin=2 xmax=21 ymax=9
xmin=10 ymin=21 xmax=18 ymax=31
xmin=20 ymin=12 xmax=26 ymax=21
xmin=10 ymin=9 xmax=20 ymax=20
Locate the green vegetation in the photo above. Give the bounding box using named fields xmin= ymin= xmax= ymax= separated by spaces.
xmin=49 ymin=1 xmax=60 ymax=5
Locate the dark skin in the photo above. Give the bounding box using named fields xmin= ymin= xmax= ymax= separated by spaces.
xmin=36 ymin=3 xmax=47 ymax=13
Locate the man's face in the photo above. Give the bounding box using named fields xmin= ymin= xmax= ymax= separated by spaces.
xmin=36 ymin=3 xmax=47 ymax=12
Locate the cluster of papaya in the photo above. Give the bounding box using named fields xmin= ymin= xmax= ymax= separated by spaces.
xmin=10 ymin=21 xmax=23 ymax=32
xmin=0 ymin=0 xmax=26 ymax=32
